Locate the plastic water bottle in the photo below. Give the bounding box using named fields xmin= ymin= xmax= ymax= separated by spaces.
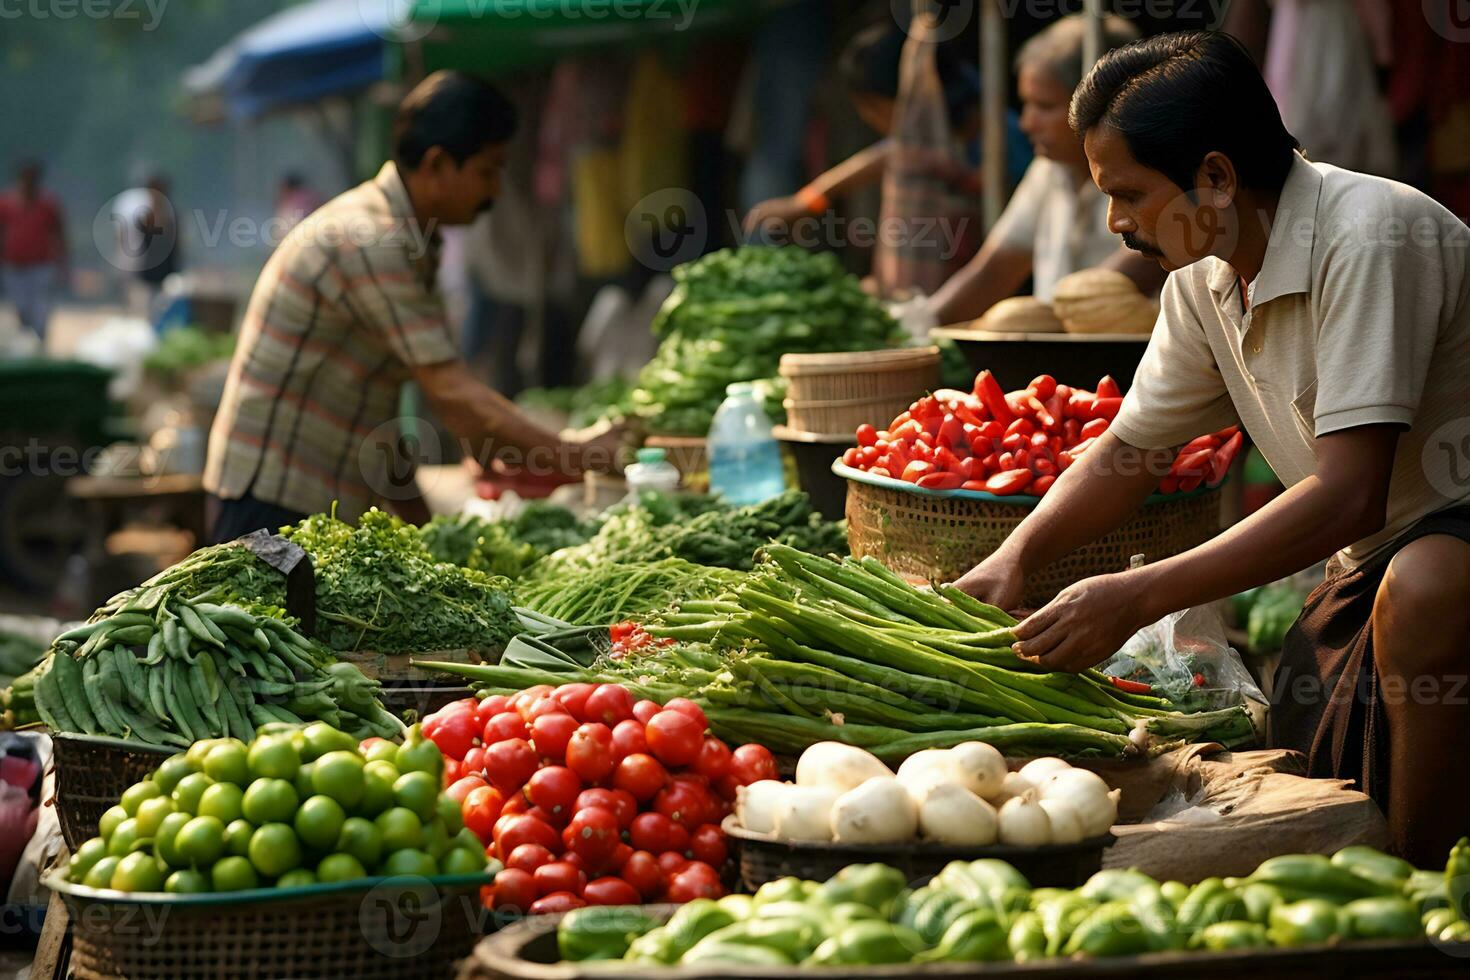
xmin=707 ymin=381 xmax=786 ymax=505
xmin=624 ymin=447 xmax=682 ymax=501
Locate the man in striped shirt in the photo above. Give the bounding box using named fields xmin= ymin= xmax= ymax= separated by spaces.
xmin=205 ymin=72 xmax=622 ymax=541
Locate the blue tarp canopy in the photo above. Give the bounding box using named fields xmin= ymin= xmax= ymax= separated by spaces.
xmin=183 ymin=0 xmax=403 ymax=120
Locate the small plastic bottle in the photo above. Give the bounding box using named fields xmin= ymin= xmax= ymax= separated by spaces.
xmin=624 ymin=447 xmax=682 ymax=501
xmin=707 ymin=381 xmax=785 ymax=506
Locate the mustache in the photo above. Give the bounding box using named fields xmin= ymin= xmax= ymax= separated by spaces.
xmin=1121 ymin=232 xmax=1164 ymax=258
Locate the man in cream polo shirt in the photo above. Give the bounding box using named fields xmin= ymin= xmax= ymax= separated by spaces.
xmin=955 ymin=32 xmax=1470 ymax=865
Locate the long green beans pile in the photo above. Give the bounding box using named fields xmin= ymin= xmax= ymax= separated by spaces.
xmin=515 ymin=558 xmax=745 ymax=627
xmin=15 ymin=595 xmax=401 ymax=748
xmin=418 ymin=545 xmax=1256 ymax=759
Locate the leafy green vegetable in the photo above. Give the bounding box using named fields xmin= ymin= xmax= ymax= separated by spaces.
xmin=142 ymin=326 xmax=235 ymax=381
xmin=284 ymin=509 xmax=520 ymax=654
xmin=419 ymin=514 xmax=540 ymax=579
xmin=631 ymin=246 xmax=904 ymax=435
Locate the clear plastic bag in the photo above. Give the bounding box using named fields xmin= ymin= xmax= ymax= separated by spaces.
xmin=1101 ymin=603 xmax=1266 ymax=712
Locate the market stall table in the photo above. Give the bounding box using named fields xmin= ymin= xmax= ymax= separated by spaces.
xmin=66 ymin=473 xmax=208 ymax=563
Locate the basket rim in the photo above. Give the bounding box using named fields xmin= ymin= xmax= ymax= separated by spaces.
xmin=833 ymin=461 xmax=1222 ymax=508
xmin=771 ymin=425 xmax=856 ymax=445
xmin=931 ymin=326 xmax=1153 ymax=344
xmin=720 ymin=815 xmax=1115 ymax=858
xmin=45 ymin=869 xmax=495 ymax=908
xmin=51 ymin=731 xmax=176 ymax=755
xmin=779 ymin=346 xmax=939 ymax=375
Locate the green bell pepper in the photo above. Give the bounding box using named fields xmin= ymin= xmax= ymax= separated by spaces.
xmin=1007 ymin=911 xmax=1047 ymax=962
xmin=753 ymin=876 xmax=812 ymax=907
xmin=815 ymin=863 xmax=908 ymax=916
xmin=908 ymin=891 xmax=979 ymax=946
xmin=1250 ymin=854 xmax=1395 ymax=900
xmin=1133 ymin=887 xmax=1187 ymax=951
xmin=1192 ymin=921 xmax=1270 ymax=951
xmin=624 ymin=927 xmax=679 ymax=965
xmin=716 ymin=894 xmax=754 ymax=920
xmin=1176 ymin=878 xmax=1229 ymax=934
xmin=1267 ymin=899 xmax=1343 ymax=947
xmin=691 ymin=918 xmax=818 ymax=962
xmin=1439 ymin=920 xmax=1470 ymax=943
xmin=1240 ymin=883 xmax=1285 ymax=926
xmin=753 ymin=900 xmax=830 ymax=938
xmin=1036 ymin=892 xmax=1096 ymax=956
xmin=558 ymin=906 xmax=659 ymax=961
xmin=1028 ymin=887 xmax=1072 ymax=910
xmin=1062 ymin=901 xmax=1154 ymax=957
xmin=808 ymin=921 xmax=924 ymax=965
xmin=1331 ymin=846 xmax=1416 ymax=893
xmin=662 ymin=899 xmax=737 ymax=960
xmin=1342 ymin=896 xmax=1421 ymax=940
xmin=1160 ymin=881 xmax=1191 ymax=909
xmin=1424 ymin=907 xmax=1458 ymax=937
xmin=915 ymin=909 xmax=1009 ymax=963
xmin=828 ymin=901 xmax=885 ymax=926
xmin=1446 ymin=836 xmax=1470 ymax=922
xmin=1079 ymin=868 xmax=1161 ymax=904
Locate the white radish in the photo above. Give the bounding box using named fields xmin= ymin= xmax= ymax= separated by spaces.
xmin=917 ymin=782 xmax=999 ymax=845
xmin=795 ymin=742 xmax=893 ymax=794
xmin=1017 ymin=757 xmax=1073 ymax=785
xmin=772 ymin=785 xmax=839 ymax=841
xmin=997 ymin=790 xmax=1052 ymax=845
xmin=831 ymin=777 xmax=918 ymax=844
xmin=1037 ymin=797 xmax=1085 ymax=844
xmin=948 ymin=742 xmax=1007 ymax=800
xmin=1039 ymin=768 xmax=1121 ymax=838
xmin=735 ymin=780 xmax=789 ymax=835
xmin=989 ymin=771 xmax=1035 ymax=806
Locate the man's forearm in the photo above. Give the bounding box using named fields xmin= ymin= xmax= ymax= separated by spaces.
xmin=805 ymin=142 xmax=890 ymax=200
xmin=428 ymin=368 xmax=586 ymax=475
xmin=997 ymin=432 xmax=1169 ymax=575
xmin=929 ymin=244 xmax=1032 ymax=325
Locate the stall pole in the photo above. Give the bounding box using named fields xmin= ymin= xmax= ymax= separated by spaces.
xmin=980 ymin=0 xmax=1007 ymax=230
xmin=1083 ymin=0 xmax=1105 ymax=70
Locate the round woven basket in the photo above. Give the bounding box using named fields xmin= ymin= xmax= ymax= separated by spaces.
xmin=780 ymin=347 xmax=940 ymax=435
xmin=643 ymin=435 xmax=707 ymax=481
xmin=839 ymin=463 xmax=1223 ymax=607
xmin=53 ymin=732 xmax=174 ymax=850
xmin=50 ymin=872 xmax=491 ymax=980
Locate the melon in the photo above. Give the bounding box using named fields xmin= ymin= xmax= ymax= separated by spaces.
xmin=1051 ymin=269 xmax=1158 ymax=335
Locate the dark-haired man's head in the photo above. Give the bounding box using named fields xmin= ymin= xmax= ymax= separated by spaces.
xmin=394 ymin=70 xmax=517 ymax=226
xmin=16 ymin=159 xmax=42 ymax=197
xmin=1070 ymin=32 xmax=1299 ymax=271
xmin=839 ymin=23 xmax=979 ymax=138
xmin=1015 ymin=15 xmax=1138 ymax=168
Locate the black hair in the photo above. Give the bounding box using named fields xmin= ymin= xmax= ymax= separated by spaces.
xmin=393 ymin=71 xmax=517 ymax=170
xmin=838 ymin=23 xmax=978 ymax=130
xmin=1069 ymin=31 xmax=1298 ymax=194
xmin=16 ymin=159 xmax=42 ymax=179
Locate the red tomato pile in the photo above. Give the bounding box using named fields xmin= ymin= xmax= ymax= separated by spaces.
xmin=423 ymin=684 xmax=779 ymax=915
xmin=840 ymin=369 xmax=1244 ymax=496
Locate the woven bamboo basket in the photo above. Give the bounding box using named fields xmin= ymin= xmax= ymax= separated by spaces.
xmin=50 ymin=872 xmax=492 ymax=980
xmin=840 ymin=463 xmax=1223 ymax=607
xmin=643 ymin=435 xmax=708 ymax=481
xmin=53 ymin=732 xmax=174 ymax=850
xmin=780 ymin=347 xmax=941 ymax=435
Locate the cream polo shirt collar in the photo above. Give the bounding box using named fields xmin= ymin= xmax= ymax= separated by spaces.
xmin=1205 ymin=153 xmax=1323 ymax=309
xmin=372 ymin=161 xmax=442 ymax=288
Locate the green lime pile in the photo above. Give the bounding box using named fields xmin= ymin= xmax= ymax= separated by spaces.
xmin=67 ymin=723 xmax=495 ymax=894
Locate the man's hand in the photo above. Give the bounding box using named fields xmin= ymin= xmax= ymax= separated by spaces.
xmin=743 ymin=196 xmax=810 ymax=237
xmin=568 ymin=420 xmax=629 ymax=475
xmin=1012 ymin=572 xmax=1152 ymax=672
xmin=951 ymin=553 xmax=1027 ymax=614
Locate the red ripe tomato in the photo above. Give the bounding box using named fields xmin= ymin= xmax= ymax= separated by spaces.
xmin=661 ymin=698 xmax=708 ymax=732
xmin=621 ymin=850 xmax=664 ymax=899
xmin=656 ymin=851 xmax=689 ymax=877
xmin=689 ymin=824 xmax=727 ymax=867
xmin=612 ymin=753 xmax=669 ymax=803
xmin=446 ymin=775 xmax=488 ymax=805
xmin=530 ymin=713 xmax=579 ymax=762
xmin=583 ymin=877 xmax=641 ymax=906
xmin=491 ymin=868 xmax=537 ymax=912
xmin=483 ymin=738 xmax=539 ymax=794
xmin=654 ymin=781 xmax=712 ymax=831
xmin=528 ymin=892 xmax=585 ymax=915
xmin=500 ymin=792 xmax=531 ymax=817
xmin=583 ymin=684 xmax=635 ymax=727
xmin=559 ymin=851 xmax=587 ymax=874
xmin=608 ymin=842 xmax=633 ymax=871
xmin=552 ymin=683 xmax=596 ymax=721
xmin=533 ymin=861 xmax=586 ymax=898
xmin=512 ymin=685 xmax=554 ymax=718
xmin=565 ymin=807 xmax=620 ymax=865
xmin=728 ymin=744 xmax=779 ymax=786
xmin=461 ymin=785 xmax=505 ymax=844
xmin=712 ymin=774 xmax=742 ymax=803
xmin=526 ymin=698 xmax=571 ymax=723
xmin=475 ymin=694 xmax=510 ymax=730
xmin=667 ymin=861 xmax=724 ymax=902
xmin=692 ymin=737 xmax=732 ymax=781
xmin=505 ymin=843 xmax=555 ymax=874
xmin=565 ymin=724 xmax=615 ymax=783
xmin=483 ymin=711 xmax=529 ymax=744
xmin=494 ymin=814 xmax=560 ymax=856
xmin=628 ymin=812 xmax=679 ymax=853
xmin=611 ymin=719 xmax=648 ymax=758
xmin=856 ymin=423 xmax=879 ymax=447
xmin=462 ymin=746 xmax=487 ymax=776
xmin=645 ymin=711 xmax=702 ymax=767
xmin=526 ymin=805 xmax=570 ymax=829
xmin=423 ymin=708 xmax=479 ymax=761
xmin=575 ymin=788 xmax=635 ymax=830
xmin=631 ymin=700 xmax=661 ymax=726
xmin=443 ymin=758 xmax=463 ymax=784
xmin=524 ymin=766 xmax=582 ymax=820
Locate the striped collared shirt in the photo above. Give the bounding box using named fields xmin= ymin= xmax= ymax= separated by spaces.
xmin=205 ymin=163 xmax=458 ymax=520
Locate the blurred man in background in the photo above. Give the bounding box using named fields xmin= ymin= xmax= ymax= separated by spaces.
xmin=0 ymin=160 xmax=67 ymax=343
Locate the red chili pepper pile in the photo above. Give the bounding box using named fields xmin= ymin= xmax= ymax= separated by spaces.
xmin=840 ymin=369 xmax=1245 ymax=496
xmin=422 ymin=684 xmax=779 ymax=915
xmin=609 ymin=621 xmax=672 ymax=658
